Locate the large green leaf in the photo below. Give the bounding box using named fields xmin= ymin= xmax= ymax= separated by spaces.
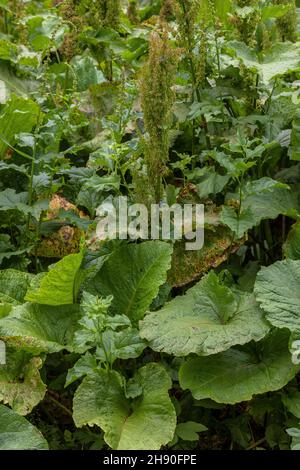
xmin=226 ymin=41 xmax=300 ymax=83
xmin=241 ymin=179 xmax=298 ymax=222
xmin=287 ymin=426 xmax=300 ymax=450
xmin=0 ymin=189 xmax=29 ymax=213
xmin=289 ymin=109 xmax=300 ymax=161
xmin=25 ymin=251 xmax=84 ymax=305
xmin=0 ymin=348 xmax=46 ymax=414
xmin=261 ymin=4 xmax=292 ymax=21
xmin=88 ymin=242 xmax=173 ymax=324
xmin=26 ymin=14 xmax=68 ymax=51
xmin=140 ymin=271 xmax=269 ymax=356
xmin=254 ymin=259 xmax=300 ymax=334
xmin=284 ymin=222 xmax=300 ymax=259
xmin=222 ymin=178 xmax=298 ymax=237
xmin=73 ymin=363 xmax=176 ymax=450
xmin=0 ymin=404 xmax=48 ymax=450
xmin=0 ymin=303 xmax=80 ymax=353
xmin=192 ymin=167 xmax=230 ymax=198
xmin=0 ymin=94 xmax=40 ymax=158
xmin=0 ymin=63 xmax=37 ymax=98
xmin=282 ymin=389 xmax=300 ymax=418
xmin=71 ymin=56 xmax=106 ymax=91
xmin=179 ymin=330 xmax=300 ymax=404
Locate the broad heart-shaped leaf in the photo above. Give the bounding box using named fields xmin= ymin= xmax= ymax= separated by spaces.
xmin=284 ymin=222 xmax=300 ymax=259
xmin=73 ymin=363 xmax=176 ymax=450
xmin=25 ymin=251 xmax=84 ymax=305
xmin=140 ymin=271 xmax=269 ymax=357
xmin=0 ymin=94 xmax=40 ymax=158
xmin=226 ymin=41 xmax=300 ymax=83
xmin=221 ymin=178 xmax=298 ymax=238
xmin=0 ymin=348 xmax=46 ymax=415
xmin=0 ymin=404 xmax=48 ymax=450
xmin=254 ymin=259 xmax=300 ymax=334
xmin=0 ymin=303 xmax=80 ymax=353
xmin=87 ymin=242 xmax=173 ymax=324
xmin=179 ymin=329 xmax=300 ymax=404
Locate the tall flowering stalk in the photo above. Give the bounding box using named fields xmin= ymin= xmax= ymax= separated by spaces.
xmin=234 ymin=0 xmax=260 ymax=47
xmin=98 ymin=0 xmax=120 ymax=29
xmin=174 ymin=0 xmax=201 ymax=96
xmin=173 ymin=0 xmax=211 ymax=149
xmin=139 ymin=30 xmax=179 ymax=203
xmin=273 ymin=0 xmax=297 ymax=42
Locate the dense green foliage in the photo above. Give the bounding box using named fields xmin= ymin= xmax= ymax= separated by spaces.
xmin=0 ymin=0 xmax=300 ymax=451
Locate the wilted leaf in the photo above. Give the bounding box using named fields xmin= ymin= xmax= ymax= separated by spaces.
xmin=168 ymin=226 xmax=243 ymax=288
xmin=0 ymin=348 xmax=46 ymax=414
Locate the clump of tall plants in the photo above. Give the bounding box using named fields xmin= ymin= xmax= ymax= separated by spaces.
xmin=274 ymin=0 xmax=297 ymax=41
xmin=138 ymin=28 xmax=179 ymax=203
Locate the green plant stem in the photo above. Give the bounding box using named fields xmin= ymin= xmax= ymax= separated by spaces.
xmin=246 ymin=437 xmax=266 ymax=450
xmin=236 ymin=176 xmax=243 ymax=239
xmin=26 ymin=134 xmax=37 ymax=231
xmin=34 ymin=214 xmax=43 ymax=273
xmin=99 ymin=331 xmax=112 ymax=370
xmin=47 ymin=394 xmax=73 ymax=418
xmin=28 ymin=149 xmax=36 ymax=208
xmin=214 ymin=32 xmax=221 ymax=79
xmin=253 ymin=74 xmax=259 ymax=109
xmin=265 ymin=79 xmax=277 ymax=113
xmin=0 ymin=134 xmax=34 ymax=161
